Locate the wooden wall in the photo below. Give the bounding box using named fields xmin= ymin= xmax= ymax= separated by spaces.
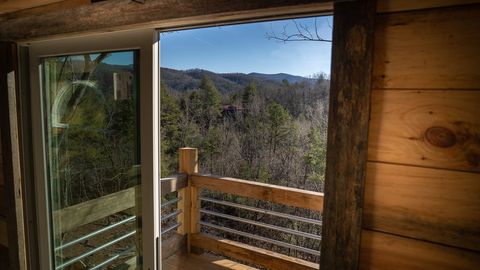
xmin=1 ymin=1 xmax=480 ymax=270
xmin=361 ymin=2 xmax=480 ymax=269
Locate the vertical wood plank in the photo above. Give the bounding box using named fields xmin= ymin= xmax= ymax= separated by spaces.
xmin=320 ymin=1 xmax=376 ymax=269
xmin=0 ymin=41 xmax=27 ymax=270
xmin=176 ymin=148 xmax=198 ymax=253
xmin=178 ymin=148 xmax=198 ymax=175
xmin=190 ymin=186 xmax=200 ymax=234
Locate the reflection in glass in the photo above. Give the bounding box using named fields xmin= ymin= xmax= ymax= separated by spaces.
xmin=41 ymin=51 xmax=141 ymax=269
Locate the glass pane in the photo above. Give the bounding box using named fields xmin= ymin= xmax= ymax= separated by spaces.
xmin=41 ymin=51 xmax=141 ymax=269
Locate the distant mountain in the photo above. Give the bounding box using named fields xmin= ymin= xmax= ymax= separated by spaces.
xmin=160 ymin=68 xmax=315 ymax=94
xmin=248 ymin=72 xmax=314 ymax=84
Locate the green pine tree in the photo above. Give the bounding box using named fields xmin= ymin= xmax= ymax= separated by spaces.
xmin=267 ymin=101 xmax=291 ymax=154
xmin=160 ymin=83 xmax=181 ymax=176
xmin=198 ymin=75 xmax=221 ymax=128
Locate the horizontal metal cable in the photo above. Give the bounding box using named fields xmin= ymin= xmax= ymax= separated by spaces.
xmin=161 ymin=222 xmax=182 ymax=235
xmin=56 ymin=230 xmax=136 ymax=270
xmin=200 ymin=209 xmax=321 ymax=241
xmin=55 ymin=216 xmax=136 ymax=252
xmin=200 ymin=197 xmax=322 ymax=226
xmin=161 ymin=210 xmax=182 ymax=222
xmin=200 ymin=221 xmax=320 ymax=256
xmin=161 ymin=197 xmax=181 ymax=208
xmin=88 ymin=247 xmax=135 ymax=270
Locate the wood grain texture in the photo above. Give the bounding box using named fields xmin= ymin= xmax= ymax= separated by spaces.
xmin=177 ymin=148 xmax=197 ymax=237
xmin=373 ymin=5 xmax=480 ymax=89
xmin=320 ymin=0 xmax=376 ymax=269
xmin=161 ymin=233 xmax=187 ymax=260
xmin=0 ymin=0 xmax=332 ymax=41
xmin=0 ymin=0 xmax=90 ymax=21
xmin=364 ymin=162 xmax=480 ymax=251
xmin=191 ymin=174 xmax=324 ymax=211
xmin=161 ymin=173 xmax=188 ymax=197
xmin=177 ymin=148 xmax=198 ymax=254
xmin=0 ymin=41 xmax=26 ymax=270
xmin=377 ymin=0 xmax=480 ymax=13
xmin=191 ymin=233 xmax=318 ymax=270
xmin=0 ymin=0 xmax=65 ymax=15
xmin=5 ymin=56 xmax=27 ymax=270
xmin=163 ymin=252 xmax=258 ymax=270
xmin=176 ymin=187 xmax=190 ymax=236
xmin=360 ymin=230 xmax=480 ymax=270
xmin=368 ymin=90 xmax=480 ymax=172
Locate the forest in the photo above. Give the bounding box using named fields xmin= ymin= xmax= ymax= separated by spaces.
xmin=160 ymin=68 xmax=330 ymax=263
xmin=161 ymin=68 xmax=330 ymax=193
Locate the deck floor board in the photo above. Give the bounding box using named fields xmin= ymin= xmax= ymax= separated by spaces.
xmin=163 ymin=253 xmax=258 ymax=270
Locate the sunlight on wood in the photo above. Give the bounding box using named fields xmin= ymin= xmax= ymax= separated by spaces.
xmin=163 ymin=253 xmax=258 ymax=270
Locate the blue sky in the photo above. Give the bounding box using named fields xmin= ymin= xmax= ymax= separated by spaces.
xmin=158 ymin=16 xmax=332 ymax=77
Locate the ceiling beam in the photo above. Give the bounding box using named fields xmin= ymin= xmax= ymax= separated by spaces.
xmin=0 ymin=0 xmax=66 ymax=15
xmin=0 ymin=0 xmax=332 ymax=42
xmin=0 ymin=0 xmax=90 ymax=21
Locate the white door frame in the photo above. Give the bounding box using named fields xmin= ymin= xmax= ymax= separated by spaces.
xmin=27 ymin=29 xmax=160 ymax=270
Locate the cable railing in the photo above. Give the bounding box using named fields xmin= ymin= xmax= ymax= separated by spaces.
xmin=54 ymin=215 xmax=136 ymax=252
xmin=200 ymin=221 xmax=320 ymax=256
xmin=53 ymin=173 xmax=187 ymax=270
xmin=200 ymin=196 xmax=322 ymax=226
xmin=199 ymin=207 xmax=322 ymax=241
xmin=51 ymin=147 xmax=324 ymax=270
xmin=171 ymin=147 xmax=324 ymax=270
xmin=55 ymin=230 xmax=136 ymax=270
xmin=192 ymin=175 xmax=323 ymax=265
xmin=160 ymin=195 xmax=183 ymax=237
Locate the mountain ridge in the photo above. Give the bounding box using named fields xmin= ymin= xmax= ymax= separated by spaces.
xmin=160 ymin=67 xmax=318 ymax=94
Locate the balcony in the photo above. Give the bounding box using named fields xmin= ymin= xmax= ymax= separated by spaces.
xmin=53 ymin=148 xmax=324 ymax=270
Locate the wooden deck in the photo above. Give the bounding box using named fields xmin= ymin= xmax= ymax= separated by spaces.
xmin=163 ymin=253 xmax=258 ymax=270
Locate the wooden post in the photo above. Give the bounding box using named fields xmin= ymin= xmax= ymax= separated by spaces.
xmin=176 ymin=148 xmax=198 ymax=253
xmin=320 ymin=0 xmax=376 ymax=270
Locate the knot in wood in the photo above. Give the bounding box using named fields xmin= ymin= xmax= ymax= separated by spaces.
xmin=425 ymin=126 xmax=456 ymax=148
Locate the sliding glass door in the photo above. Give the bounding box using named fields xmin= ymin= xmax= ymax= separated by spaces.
xmin=29 ymin=30 xmax=159 ymax=270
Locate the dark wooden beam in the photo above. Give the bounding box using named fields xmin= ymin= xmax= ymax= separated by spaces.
xmin=0 ymin=0 xmax=91 ymax=21
xmin=0 ymin=41 xmax=27 ymax=270
xmin=0 ymin=0 xmax=66 ymax=15
xmin=320 ymin=0 xmax=376 ymax=270
xmin=0 ymin=0 xmax=332 ymax=42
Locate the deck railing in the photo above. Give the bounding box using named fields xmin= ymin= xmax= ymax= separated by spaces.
xmin=53 ymin=173 xmax=187 ymax=269
xmin=51 ymin=147 xmax=323 ymax=270
xmin=176 ymin=148 xmax=323 ymax=270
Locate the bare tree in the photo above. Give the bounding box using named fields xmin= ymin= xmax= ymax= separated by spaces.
xmin=266 ymin=18 xmax=332 ymax=43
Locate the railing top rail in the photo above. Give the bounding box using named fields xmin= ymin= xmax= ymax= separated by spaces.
xmin=160 ymin=173 xmax=188 ymax=197
xmin=53 ymin=186 xmax=138 ymax=234
xmin=191 ymin=173 xmax=324 ymax=211
xmin=54 ymin=173 xmax=187 ymax=235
